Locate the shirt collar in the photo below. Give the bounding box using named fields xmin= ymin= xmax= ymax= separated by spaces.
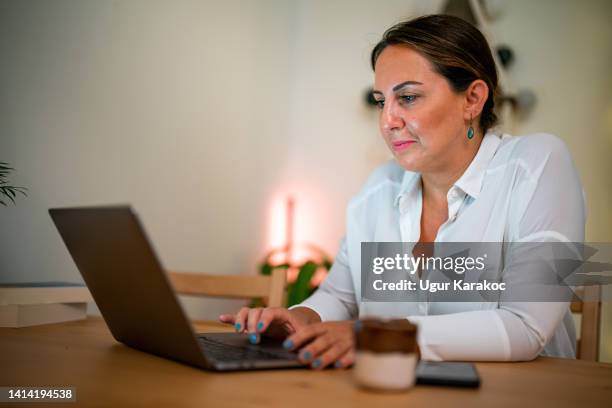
xmin=454 ymin=132 xmax=501 ymax=199
xmin=394 ymin=171 xmax=420 ymax=208
xmin=394 ymin=132 xmax=502 ymax=207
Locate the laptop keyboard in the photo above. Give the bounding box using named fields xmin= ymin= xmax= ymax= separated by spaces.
xmin=197 ymin=336 xmax=294 ymax=362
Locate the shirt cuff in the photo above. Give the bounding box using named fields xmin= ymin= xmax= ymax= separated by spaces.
xmin=288 ymin=289 xmax=354 ymax=321
xmin=407 ymin=311 xmax=512 ymax=361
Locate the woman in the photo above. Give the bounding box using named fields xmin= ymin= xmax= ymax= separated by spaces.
xmin=219 ymin=14 xmax=585 ymax=369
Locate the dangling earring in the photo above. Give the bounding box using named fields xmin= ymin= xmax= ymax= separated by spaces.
xmin=467 ymin=114 xmax=475 ymax=139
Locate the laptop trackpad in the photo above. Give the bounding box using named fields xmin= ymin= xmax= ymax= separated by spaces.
xmin=199 ymin=332 xmax=291 ymax=353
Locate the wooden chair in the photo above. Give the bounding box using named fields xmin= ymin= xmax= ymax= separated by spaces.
xmin=570 ymin=286 xmax=601 ymax=361
xmin=168 ymin=269 xmax=286 ymax=308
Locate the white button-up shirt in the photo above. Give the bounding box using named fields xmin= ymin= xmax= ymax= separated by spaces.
xmin=292 ymin=132 xmax=586 ymax=361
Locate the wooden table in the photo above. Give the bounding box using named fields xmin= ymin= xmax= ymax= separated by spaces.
xmin=0 ymin=317 xmax=610 ymax=407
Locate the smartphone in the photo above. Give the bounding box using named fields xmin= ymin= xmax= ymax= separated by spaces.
xmin=416 ymin=361 xmax=481 ymax=388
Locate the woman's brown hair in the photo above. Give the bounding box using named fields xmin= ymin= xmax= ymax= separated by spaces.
xmin=371 ymin=14 xmax=499 ymax=133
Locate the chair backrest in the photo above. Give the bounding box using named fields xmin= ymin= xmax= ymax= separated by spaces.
xmin=168 ymin=269 xmax=286 ymax=308
xmin=570 ymin=286 xmax=601 ymax=361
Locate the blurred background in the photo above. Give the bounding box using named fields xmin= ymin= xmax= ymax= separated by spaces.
xmin=0 ymin=0 xmax=610 ymax=361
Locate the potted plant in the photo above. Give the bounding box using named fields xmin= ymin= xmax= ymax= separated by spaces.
xmin=0 ymin=162 xmax=27 ymax=205
xmin=259 ymin=244 xmax=332 ymax=307
xmin=252 ymin=196 xmax=333 ymax=307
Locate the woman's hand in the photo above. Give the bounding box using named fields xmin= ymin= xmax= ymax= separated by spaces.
xmin=220 ymin=307 xmax=354 ymax=369
xmin=282 ymin=321 xmax=356 ymax=370
xmin=218 ymin=307 xmax=315 ymax=344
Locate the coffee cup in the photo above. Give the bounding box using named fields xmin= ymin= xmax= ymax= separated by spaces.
xmin=353 ymin=318 xmax=419 ymax=391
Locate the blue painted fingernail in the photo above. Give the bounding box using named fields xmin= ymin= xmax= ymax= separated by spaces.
xmin=257 ymin=322 xmax=264 ymax=332
xmin=283 ymin=339 xmax=293 ymax=350
xmin=334 ymin=360 xmax=342 ymax=368
xmin=302 ymin=351 xmax=311 ymax=361
xmin=234 ymin=323 xmax=241 ymax=332
xmin=249 ymin=334 xmax=258 ymax=344
xmin=312 ymin=358 xmax=321 ymax=368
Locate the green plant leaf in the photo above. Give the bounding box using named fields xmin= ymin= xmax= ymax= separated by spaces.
xmin=259 ymin=262 xmax=290 ymax=276
xmin=286 ymin=261 xmax=317 ymax=307
xmin=260 ymin=262 xmax=273 ymax=276
xmin=1 ymin=188 xmax=15 ymax=204
xmin=0 ymin=162 xmax=27 ymax=206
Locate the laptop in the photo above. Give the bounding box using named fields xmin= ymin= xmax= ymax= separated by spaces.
xmin=49 ymin=205 xmax=305 ymax=371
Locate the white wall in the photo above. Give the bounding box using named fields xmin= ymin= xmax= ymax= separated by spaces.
xmin=0 ymin=0 xmax=433 ymax=318
xmin=0 ymin=0 xmax=298 ymax=317
xmin=1 ymin=0 xmax=610 ymax=361
xmin=275 ymin=0 xmax=439 ymax=259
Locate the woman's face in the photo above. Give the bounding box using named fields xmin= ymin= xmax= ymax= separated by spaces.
xmin=373 ymin=45 xmax=469 ymax=174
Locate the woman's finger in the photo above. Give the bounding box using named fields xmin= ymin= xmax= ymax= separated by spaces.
xmin=333 ymin=348 xmax=355 ymax=369
xmin=233 ymin=307 xmax=250 ymax=333
xmin=247 ymin=308 xmax=264 ymax=343
xmin=256 ymin=307 xmax=288 ymax=335
xmin=258 ymin=308 xmax=304 ymax=337
xmin=298 ymin=332 xmax=337 ymax=366
xmin=312 ymin=340 xmax=352 ymax=369
xmin=218 ymin=314 xmax=235 ymax=324
xmin=256 ymin=307 xmax=281 ymax=333
xmin=283 ymin=323 xmax=328 ymax=351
